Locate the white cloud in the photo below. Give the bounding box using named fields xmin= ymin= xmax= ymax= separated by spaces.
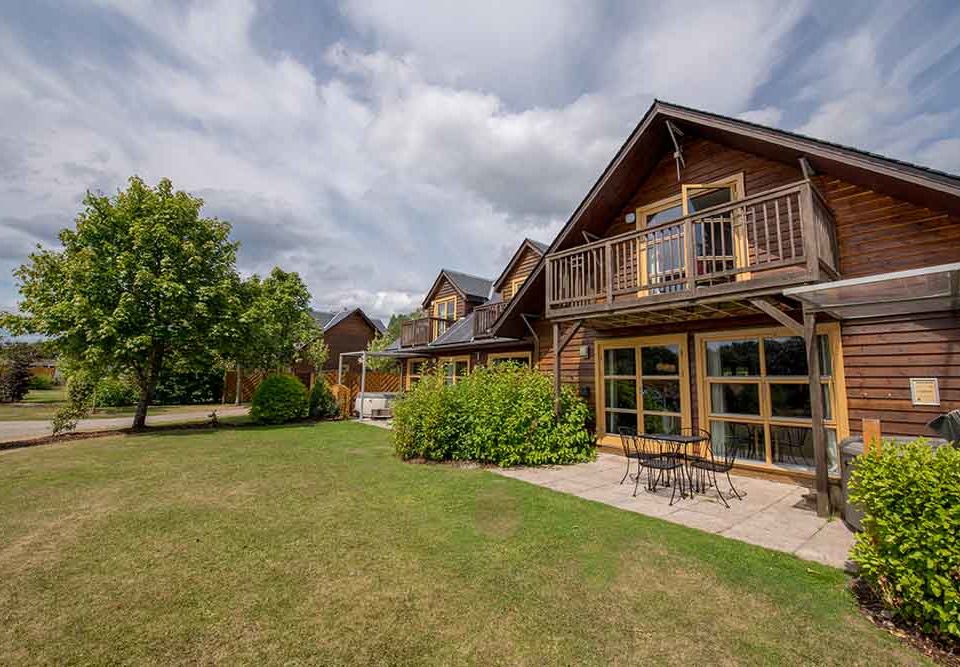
xmin=2 ymin=0 xmax=960 ymax=323
xmin=738 ymin=106 xmax=784 ymax=127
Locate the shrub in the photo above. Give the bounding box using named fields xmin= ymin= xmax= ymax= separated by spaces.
xmin=393 ymin=363 xmax=594 ymax=466
xmin=308 ymin=378 xmax=339 ymax=420
xmin=250 ymin=373 xmax=308 ymax=424
xmin=0 ymin=351 xmax=32 ymax=403
xmin=153 ymin=365 xmax=224 ymax=405
xmin=849 ymin=440 xmax=960 ymax=640
xmin=94 ymin=376 xmax=138 ymax=407
xmin=27 ymin=374 xmax=54 ymax=390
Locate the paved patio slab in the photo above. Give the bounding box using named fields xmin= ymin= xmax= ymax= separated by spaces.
xmin=493 ymin=452 xmax=855 ymax=569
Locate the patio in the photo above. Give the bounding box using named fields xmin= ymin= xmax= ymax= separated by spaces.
xmin=495 ymin=452 xmax=855 ymax=569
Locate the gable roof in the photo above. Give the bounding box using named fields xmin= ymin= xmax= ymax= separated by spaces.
xmin=491 ymin=98 xmax=960 ymax=338
xmin=421 ymin=269 xmax=493 ymax=307
xmin=312 ymin=308 xmax=386 ymax=334
xmin=491 ymin=238 xmax=548 ymax=292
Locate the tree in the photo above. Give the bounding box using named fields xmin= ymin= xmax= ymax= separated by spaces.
xmin=5 ymin=177 xmax=242 ymax=429
xmin=233 ymin=267 xmax=328 ymax=373
xmin=0 ymin=344 xmax=34 ymax=403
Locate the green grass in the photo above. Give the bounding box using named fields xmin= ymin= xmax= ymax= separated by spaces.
xmin=0 ymin=422 xmax=924 ymax=665
xmin=0 ymin=387 xmax=224 ymax=421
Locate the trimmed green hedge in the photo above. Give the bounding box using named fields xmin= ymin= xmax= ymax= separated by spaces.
xmin=308 ymin=378 xmax=339 ymax=420
xmin=849 ymin=440 xmax=960 ymax=639
xmin=393 ymin=363 xmax=594 ymax=466
xmin=250 ymin=374 xmax=308 ymax=424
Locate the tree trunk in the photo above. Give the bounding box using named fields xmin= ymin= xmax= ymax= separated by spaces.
xmin=132 ymin=344 xmax=163 ymax=431
xmin=132 ymin=386 xmax=151 ymax=430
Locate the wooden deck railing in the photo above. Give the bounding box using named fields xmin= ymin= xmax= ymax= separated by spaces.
xmin=400 ymin=317 xmax=454 ymax=347
xmin=473 ymin=301 xmax=508 ymax=336
xmin=545 ymin=181 xmax=839 ymax=316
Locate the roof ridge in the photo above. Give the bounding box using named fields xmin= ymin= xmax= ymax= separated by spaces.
xmin=441 ymin=267 xmax=494 ymax=282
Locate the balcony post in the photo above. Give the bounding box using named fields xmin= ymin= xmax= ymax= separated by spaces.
xmin=545 ymin=257 xmax=554 ymax=316
xmin=801 ymin=182 xmax=820 ymax=282
xmin=684 ymin=219 xmax=697 ymax=292
xmin=605 ymin=242 xmax=613 ymax=303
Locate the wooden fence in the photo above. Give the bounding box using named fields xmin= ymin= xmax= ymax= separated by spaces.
xmin=223 ymin=368 xmax=401 ymax=404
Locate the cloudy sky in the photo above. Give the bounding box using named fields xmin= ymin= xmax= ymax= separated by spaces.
xmin=2 ymin=0 xmax=960 ymax=321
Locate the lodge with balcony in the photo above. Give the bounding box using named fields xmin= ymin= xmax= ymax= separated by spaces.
xmin=545 ymin=181 xmax=839 ymax=325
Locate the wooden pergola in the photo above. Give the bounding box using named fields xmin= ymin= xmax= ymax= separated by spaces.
xmin=783 ymin=262 xmax=960 ymax=516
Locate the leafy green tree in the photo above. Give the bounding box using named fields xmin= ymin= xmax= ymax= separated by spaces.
xmin=363 ymin=309 xmax=422 ymax=372
xmin=233 ymin=268 xmax=328 ymax=374
xmin=5 ymin=177 xmax=242 ymax=429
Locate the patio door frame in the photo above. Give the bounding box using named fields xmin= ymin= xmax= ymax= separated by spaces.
xmin=594 ymin=333 xmax=692 ymax=446
xmin=635 ymin=172 xmax=748 ymax=293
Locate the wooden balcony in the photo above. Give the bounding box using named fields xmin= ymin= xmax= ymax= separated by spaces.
xmin=545 ymin=181 xmax=840 ymax=320
xmin=473 ymin=301 xmax=508 ymax=337
xmin=400 ymin=317 xmax=454 ymax=347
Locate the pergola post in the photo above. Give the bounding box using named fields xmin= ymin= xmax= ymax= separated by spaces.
xmin=803 ymin=307 xmax=831 ymax=517
xmin=337 ymin=353 xmax=345 ymax=385
xmin=358 ymin=351 xmax=367 ymax=420
xmin=235 ymin=363 xmax=241 ymax=405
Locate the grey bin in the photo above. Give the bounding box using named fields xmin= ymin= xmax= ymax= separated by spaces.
xmin=839 ymin=432 xmax=950 ymax=533
xmin=840 ymin=437 xmax=865 ymax=532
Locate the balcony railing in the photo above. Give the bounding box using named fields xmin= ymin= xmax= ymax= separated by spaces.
xmin=545 ymin=181 xmax=839 ymax=317
xmin=400 ymin=317 xmax=454 ymax=347
xmin=473 ymin=301 xmax=508 ymax=337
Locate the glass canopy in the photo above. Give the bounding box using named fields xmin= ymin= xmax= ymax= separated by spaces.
xmin=783 ymin=263 xmax=960 ymax=319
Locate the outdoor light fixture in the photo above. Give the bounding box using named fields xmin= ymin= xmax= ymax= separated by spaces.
xmin=579 ymin=344 xmax=590 ymax=359
xmin=625 ymin=212 xmax=636 ymax=224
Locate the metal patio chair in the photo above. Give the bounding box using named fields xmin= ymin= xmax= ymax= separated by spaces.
xmin=691 ymin=438 xmax=743 ymax=508
xmin=617 ymin=426 xmax=644 ymax=486
xmin=637 ymin=435 xmax=686 ymax=505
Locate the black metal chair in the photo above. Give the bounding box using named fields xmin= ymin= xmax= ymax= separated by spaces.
xmin=691 ymin=438 xmax=743 ymax=508
xmin=681 ymin=427 xmax=713 ymax=493
xmin=617 ymin=427 xmax=643 ymax=486
xmin=637 ymin=435 xmax=686 ymax=505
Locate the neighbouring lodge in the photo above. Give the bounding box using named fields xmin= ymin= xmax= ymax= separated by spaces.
xmin=382 ymin=100 xmax=960 ymax=513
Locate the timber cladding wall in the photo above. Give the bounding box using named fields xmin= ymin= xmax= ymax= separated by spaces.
xmin=814 ymin=176 xmax=960 ymax=277
xmin=498 ymin=247 xmax=541 ymax=300
xmin=321 ymin=312 xmax=380 ymax=370
xmin=841 ymin=311 xmax=960 ymax=436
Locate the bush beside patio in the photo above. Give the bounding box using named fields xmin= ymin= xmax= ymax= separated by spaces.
xmin=392 ymin=363 xmax=594 ymax=466
xmin=849 ymin=439 xmax=960 ymax=641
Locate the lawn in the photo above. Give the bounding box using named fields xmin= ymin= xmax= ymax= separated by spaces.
xmin=0 ymin=386 xmax=224 ymax=421
xmin=0 ymin=422 xmax=924 ymax=665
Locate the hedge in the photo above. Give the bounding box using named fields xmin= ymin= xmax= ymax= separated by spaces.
xmin=849 ymin=439 xmax=960 ymax=639
xmin=250 ymin=374 xmax=309 ymax=424
xmin=393 ymin=363 xmax=594 ymax=466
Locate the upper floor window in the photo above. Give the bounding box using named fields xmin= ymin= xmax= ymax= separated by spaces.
xmin=503 ymin=276 xmax=525 ymax=300
xmin=433 ymin=295 xmax=457 ymax=337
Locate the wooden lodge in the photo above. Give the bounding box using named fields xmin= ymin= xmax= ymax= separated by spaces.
xmin=384 ymin=100 xmax=960 ymax=516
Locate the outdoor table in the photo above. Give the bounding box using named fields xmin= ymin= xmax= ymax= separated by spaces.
xmin=641 ymin=432 xmax=711 ymax=497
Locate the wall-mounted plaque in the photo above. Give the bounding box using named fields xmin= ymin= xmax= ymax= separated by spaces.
xmin=909 ymin=378 xmax=940 ymax=406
